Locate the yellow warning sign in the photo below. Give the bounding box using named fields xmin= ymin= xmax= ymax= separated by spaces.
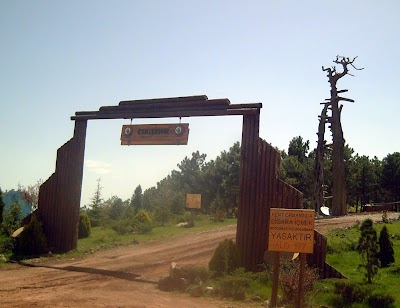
xmin=268 ymin=208 xmax=315 ymax=254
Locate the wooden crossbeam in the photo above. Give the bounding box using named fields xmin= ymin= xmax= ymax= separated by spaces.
xmin=71 ymin=95 xmax=261 ymax=121
xmin=119 ymin=95 xmax=208 ymax=106
xmin=71 ymin=106 xmax=260 ymax=120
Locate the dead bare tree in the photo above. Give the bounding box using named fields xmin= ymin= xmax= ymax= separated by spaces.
xmin=313 ymin=103 xmax=329 ymax=214
xmin=320 ymin=56 xmax=363 ymax=216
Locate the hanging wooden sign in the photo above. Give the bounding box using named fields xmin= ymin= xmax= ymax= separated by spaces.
xmin=121 ymin=123 xmax=189 ymax=145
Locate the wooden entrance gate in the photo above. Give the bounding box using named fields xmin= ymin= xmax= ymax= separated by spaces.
xmin=37 ymin=95 xmax=302 ymax=271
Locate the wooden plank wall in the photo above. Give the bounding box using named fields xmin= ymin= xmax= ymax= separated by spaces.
xmin=237 ymin=116 xmax=343 ymax=278
xmin=237 ymin=113 xmax=260 ymax=271
xmin=307 ymin=230 xmax=346 ymax=279
xmin=238 ymin=113 xmax=303 ymax=271
xmin=38 ymin=120 xmax=87 ymax=253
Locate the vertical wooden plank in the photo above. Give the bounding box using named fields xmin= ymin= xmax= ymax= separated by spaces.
xmin=237 ymin=115 xmax=250 ymax=265
xmin=255 ymin=140 xmax=267 ymax=265
xmin=38 ymin=120 xmax=87 ymax=253
xmin=237 ymin=112 xmax=260 ymax=271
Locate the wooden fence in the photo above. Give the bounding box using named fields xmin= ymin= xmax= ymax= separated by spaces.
xmin=237 ymin=127 xmax=303 ymax=271
xmin=237 ymin=126 xmax=345 ymax=278
xmin=38 ymin=120 xmax=87 ymax=253
xmin=307 ymin=230 xmax=346 ymax=279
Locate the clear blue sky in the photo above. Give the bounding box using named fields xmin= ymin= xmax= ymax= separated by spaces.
xmin=1 ymin=1 xmax=399 ymax=206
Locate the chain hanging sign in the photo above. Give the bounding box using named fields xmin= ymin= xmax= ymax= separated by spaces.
xmin=121 ymin=123 xmax=189 ymax=145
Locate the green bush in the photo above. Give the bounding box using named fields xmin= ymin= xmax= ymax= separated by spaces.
xmin=135 ymin=221 xmax=153 ymax=234
xmin=180 ymin=266 xmax=210 ymax=284
xmin=175 ymin=211 xmax=192 ymax=224
xmin=209 ymin=239 xmax=240 ymax=277
xmin=332 ymin=281 xmax=369 ymax=307
xmin=215 ymin=268 xmax=252 ymax=301
xmin=0 ymin=237 xmax=15 ymax=253
xmin=217 ymin=276 xmax=247 ymax=300
xmin=1 ymin=199 xmax=22 ymax=236
xmin=14 ymin=216 xmax=48 ymax=256
xmin=357 ymin=219 xmax=379 ymax=283
xmin=78 ymin=212 xmax=91 ymax=239
xmin=133 ymin=210 xmax=153 ymax=233
xmin=111 ymin=219 xmax=135 ymax=235
xmin=366 ymin=292 xmax=395 ymax=308
xmin=378 ymin=225 xmax=395 ymax=267
xmin=135 ymin=210 xmax=152 ymax=224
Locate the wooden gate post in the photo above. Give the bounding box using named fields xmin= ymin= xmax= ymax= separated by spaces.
xmin=237 ymin=112 xmax=260 ymax=271
xmin=38 ymin=120 xmax=87 ymax=253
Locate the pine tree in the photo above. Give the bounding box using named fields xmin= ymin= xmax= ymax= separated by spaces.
xmin=357 ymin=219 xmax=379 ymax=283
xmin=2 ymin=198 xmax=22 ymax=236
xmin=0 ymin=188 xmax=5 ymax=225
xmin=378 ymin=225 xmax=395 ymax=267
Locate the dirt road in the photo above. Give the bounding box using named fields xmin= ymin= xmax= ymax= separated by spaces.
xmin=0 ymin=212 xmax=397 ymax=308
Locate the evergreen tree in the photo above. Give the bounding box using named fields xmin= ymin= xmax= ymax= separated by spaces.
xmin=108 ymin=196 xmax=126 ymax=220
xmin=130 ymin=185 xmax=143 ymax=211
xmin=88 ymin=178 xmax=103 ymax=225
xmin=357 ymin=219 xmax=379 ymax=283
xmin=378 ymin=225 xmax=395 ymax=267
xmin=2 ymin=198 xmax=22 ymax=236
xmin=288 ymin=136 xmax=310 ymax=163
xmin=0 ymin=188 xmax=5 ymax=225
xmin=91 ymin=178 xmax=103 ymax=209
xmin=381 ymin=152 xmax=400 ymax=201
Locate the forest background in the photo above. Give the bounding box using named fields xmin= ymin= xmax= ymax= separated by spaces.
xmin=79 ymin=137 xmax=400 ymax=228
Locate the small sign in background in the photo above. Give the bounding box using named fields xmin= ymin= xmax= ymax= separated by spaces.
xmin=186 ymin=194 xmax=201 ymax=209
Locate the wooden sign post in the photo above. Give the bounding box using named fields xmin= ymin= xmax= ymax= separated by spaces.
xmin=186 ymin=194 xmax=201 ymax=209
xmin=186 ymin=194 xmax=201 ymax=226
xmin=268 ymin=208 xmax=315 ymax=308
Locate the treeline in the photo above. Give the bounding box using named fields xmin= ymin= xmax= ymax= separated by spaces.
xmin=85 ymin=142 xmax=241 ymax=228
xmin=280 ymin=136 xmax=400 ymax=211
xmin=85 ymin=137 xmax=400 ymax=228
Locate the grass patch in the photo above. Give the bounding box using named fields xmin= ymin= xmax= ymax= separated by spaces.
xmin=325 ymin=219 xmax=400 ymax=305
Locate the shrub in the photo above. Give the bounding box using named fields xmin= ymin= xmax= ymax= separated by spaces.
xmin=0 ymin=237 xmax=15 ymax=253
xmin=332 ymin=281 xmax=369 ymax=307
xmin=154 ymin=205 xmax=170 ymax=227
xmin=216 ymin=268 xmax=252 ymax=301
xmin=180 ymin=266 xmax=210 ymax=284
xmin=1 ymin=199 xmax=22 ymax=236
xmin=209 ymin=239 xmax=240 ymax=277
xmin=14 ymin=215 xmax=48 ymax=256
xmin=378 ymin=225 xmax=395 ymax=267
xmin=213 ymin=209 xmax=226 ymax=222
xmin=357 ymin=219 xmax=379 ymax=283
xmin=112 ymin=219 xmax=135 ymax=235
xmin=210 ymin=195 xmax=226 ymax=222
xmin=78 ymin=212 xmax=91 ymax=239
xmin=135 ymin=221 xmax=153 ymax=234
xmin=134 ymin=210 xmax=153 ymax=233
xmin=279 ymin=261 xmax=319 ymax=306
xmin=175 ymin=211 xmax=192 ymax=224
xmin=366 ymin=292 xmax=395 ymax=308
xmin=135 ymin=210 xmax=152 ymax=224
